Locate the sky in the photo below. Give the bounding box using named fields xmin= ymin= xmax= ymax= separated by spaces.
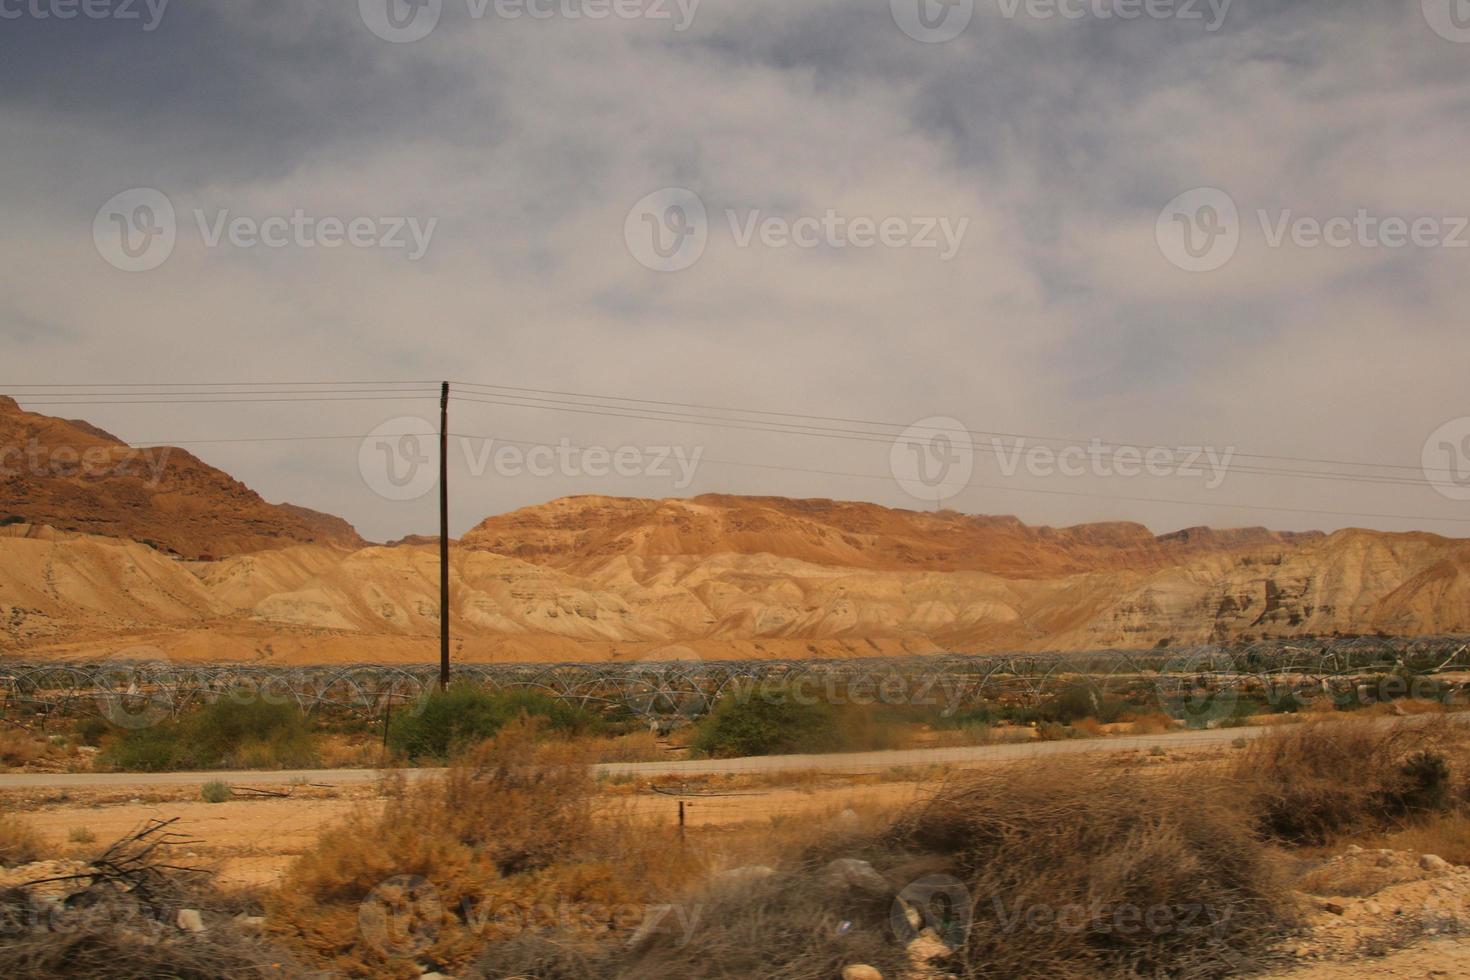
xmin=2 ymin=0 xmax=1470 ymax=543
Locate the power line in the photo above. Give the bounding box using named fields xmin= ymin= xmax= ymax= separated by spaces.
xmin=446 ymin=392 xmax=1462 ymax=491
xmin=450 ymin=378 xmax=1449 ymax=476
xmin=443 ymin=432 xmax=1470 ymax=526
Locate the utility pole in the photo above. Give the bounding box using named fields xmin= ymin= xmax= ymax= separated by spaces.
xmin=439 ymin=381 xmax=451 ymax=690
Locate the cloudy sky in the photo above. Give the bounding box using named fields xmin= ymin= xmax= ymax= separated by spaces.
xmin=2 ymin=0 xmax=1469 ymax=543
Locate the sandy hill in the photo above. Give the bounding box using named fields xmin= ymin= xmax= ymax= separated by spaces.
xmin=0 ymin=395 xmax=365 ymax=559
xmin=1 ymin=397 xmax=1466 ymax=663
xmin=3 ymin=512 xmax=1469 ymax=664
xmin=460 ymin=494 xmax=1320 ymax=576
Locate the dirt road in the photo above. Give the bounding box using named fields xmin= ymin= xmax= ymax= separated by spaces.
xmin=0 ymin=723 xmax=1263 ymax=790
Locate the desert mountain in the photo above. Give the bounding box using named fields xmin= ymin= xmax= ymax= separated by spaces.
xmin=3 ymin=502 xmax=1469 ymax=664
xmin=1 ymin=397 xmax=1466 ymax=663
xmin=0 ymin=395 xmax=365 ymax=559
xmin=461 ymin=494 xmax=1320 ymax=576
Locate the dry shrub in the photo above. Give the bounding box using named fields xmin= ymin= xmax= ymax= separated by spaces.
xmin=476 ymin=870 xmax=911 ymax=980
xmin=0 ymin=813 xmax=45 ymax=867
xmin=0 ymin=888 xmax=299 ymax=979
xmin=884 ymin=759 xmax=1291 ymax=979
xmin=1363 ymin=812 xmax=1470 ymax=867
xmin=270 ymin=720 xmax=634 ymax=978
xmin=0 ymin=728 xmax=43 ymax=769
xmin=1126 ymin=711 xmax=1176 ymax=736
xmin=586 ymin=730 xmax=668 ymax=764
xmin=1234 ymin=719 xmax=1460 ymax=845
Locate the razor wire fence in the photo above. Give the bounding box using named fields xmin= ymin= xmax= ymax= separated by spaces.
xmin=2 ymin=636 xmax=1468 ymax=733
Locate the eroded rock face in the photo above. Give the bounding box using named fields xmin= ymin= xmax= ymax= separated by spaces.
xmin=0 ymin=396 xmax=365 ymax=559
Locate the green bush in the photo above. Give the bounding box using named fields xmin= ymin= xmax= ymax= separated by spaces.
xmin=100 ymin=696 xmax=319 ymax=772
xmin=690 ymin=687 xmax=840 ymax=758
xmin=74 ymin=716 xmax=111 ymax=747
xmin=1039 ymin=682 xmax=1128 ymax=724
xmin=387 ymin=685 xmax=599 ymax=762
xmin=200 ymin=780 xmax=232 ymax=803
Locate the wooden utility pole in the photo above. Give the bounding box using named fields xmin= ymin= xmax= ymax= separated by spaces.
xmin=439 ymin=382 xmax=451 ymax=690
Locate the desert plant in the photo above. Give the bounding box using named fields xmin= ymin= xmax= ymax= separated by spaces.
xmin=200 ymin=781 xmax=232 ymax=804
xmin=270 ymin=720 xmax=628 ymax=978
xmin=67 ymin=826 xmax=96 ymax=844
xmin=882 ymin=758 xmax=1292 ymax=979
xmin=100 ymin=696 xmax=318 ymax=772
xmin=1233 ymin=719 xmax=1457 ymax=845
xmin=0 ymin=813 xmax=44 ymax=867
xmin=387 ymin=684 xmax=599 ymax=762
xmin=690 ymin=687 xmax=840 ymax=758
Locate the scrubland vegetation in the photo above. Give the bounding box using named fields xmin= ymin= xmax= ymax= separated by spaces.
xmin=6 ymin=712 xmax=1466 ymax=979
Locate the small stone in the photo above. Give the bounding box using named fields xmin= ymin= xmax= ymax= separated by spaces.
xmin=176 ymin=908 xmax=205 ymax=933
xmin=1421 ymin=854 xmax=1452 ymax=873
xmin=234 ymin=914 xmax=266 ymax=931
xmin=1322 ymin=901 xmax=1347 ymax=916
xmin=908 ymin=930 xmax=952 ymax=964
xmin=1362 ymin=900 xmax=1382 ymax=915
xmin=715 ymin=865 xmax=776 ymax=886
xmin=1345 ymin=844 xmax=1362 ymax=854
xmin=822 ymin=858 xmax=891 ymax=898
xmin=841 ymin=967 xmax=882 ymax=980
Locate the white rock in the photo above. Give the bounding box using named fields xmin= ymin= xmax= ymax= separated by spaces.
xmin=841 ymin=966 xmax=882 ymax=980
xmin=176 ymin=908 xmax=205 ymax=933
xmin=1421 ymin=854 xmax=1452 ymax=873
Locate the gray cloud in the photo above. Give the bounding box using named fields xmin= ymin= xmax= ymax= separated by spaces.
xmin=1 ymin=0 xmax=1468 ymax=542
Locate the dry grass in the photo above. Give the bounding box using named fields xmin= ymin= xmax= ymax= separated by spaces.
xmin=1233 ymin=718 xmax=1461 ymax=845
xmin=1362 ymin=812 xmax=1470 ymax=867
xmin=881 ymin=759 xmax=1292 ymax=979
xmin=0 ymin=728 xmax=44 ymax=769
xmin=0 ymin=813 xmax=45 ymax=867
xmin=269 ymin=719 xmax=703 ymax=978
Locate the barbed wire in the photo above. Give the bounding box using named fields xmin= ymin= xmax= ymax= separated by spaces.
xmin=2 ymin=637 xmax=1467 ymax=730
